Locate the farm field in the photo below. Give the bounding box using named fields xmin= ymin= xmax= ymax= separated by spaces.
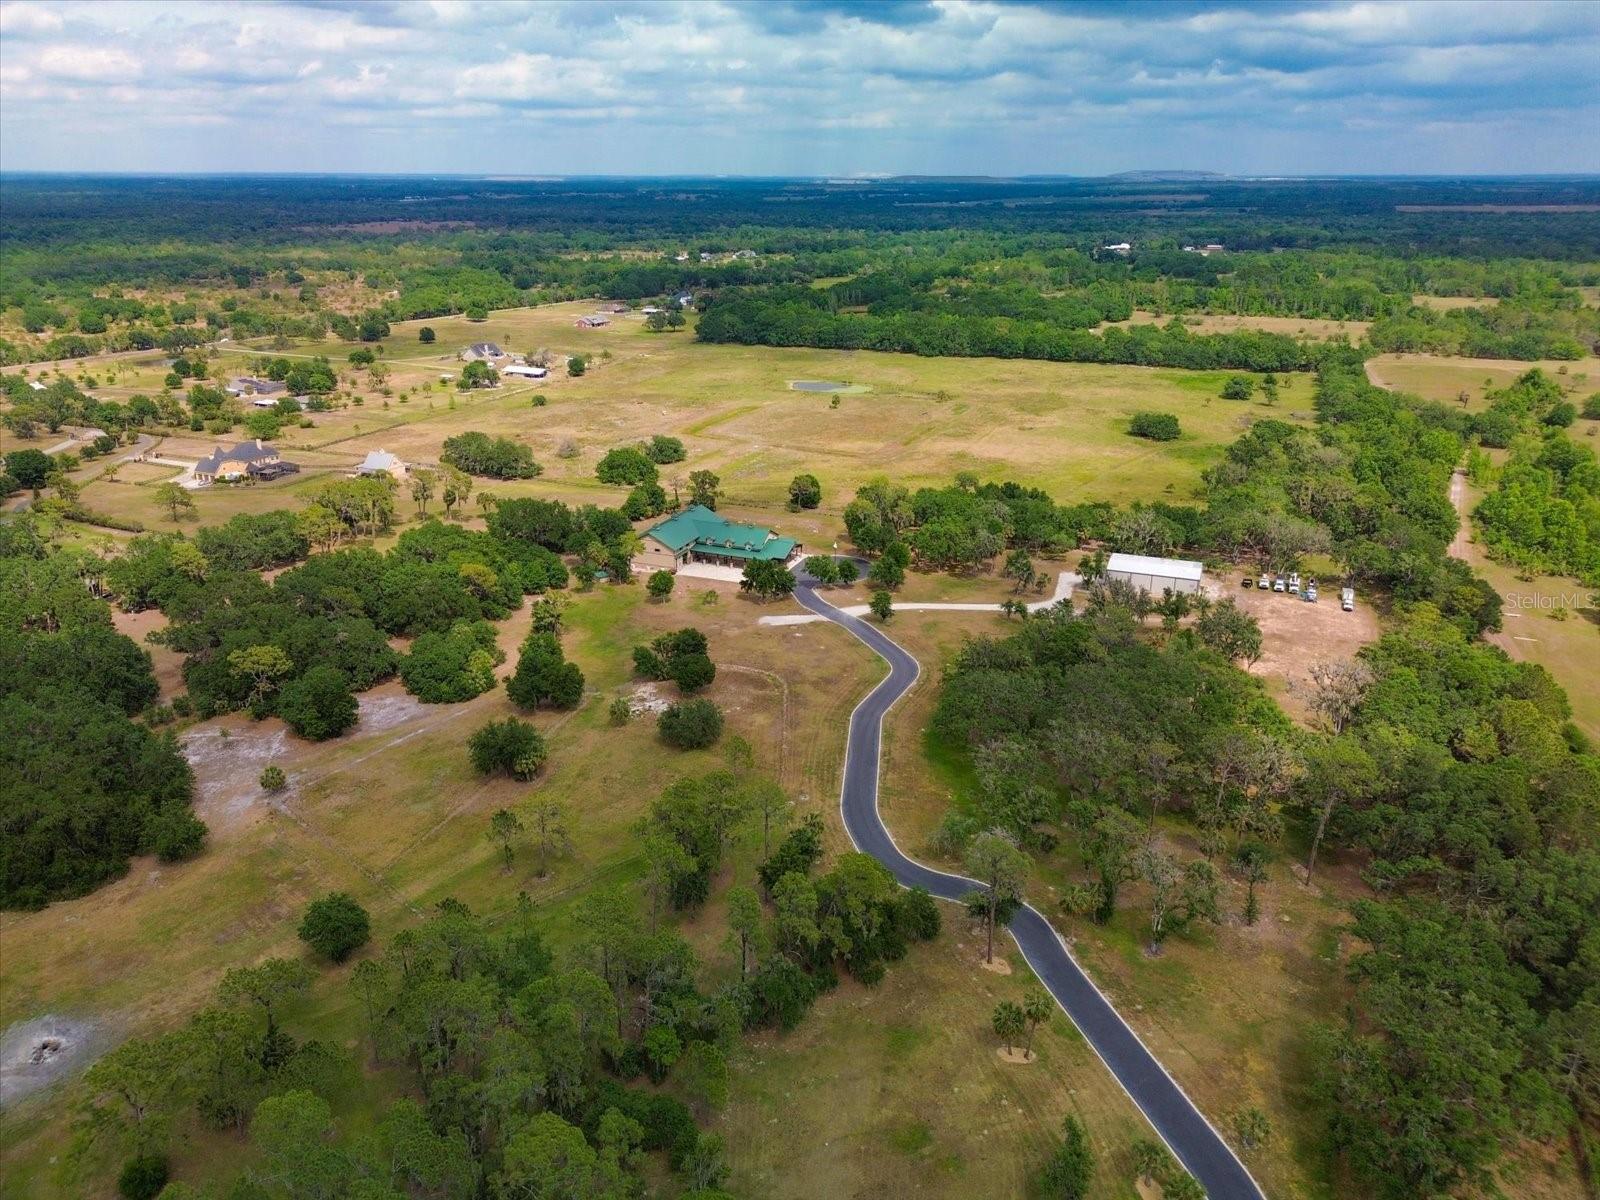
xmin=1364 ymin=351 xmax=1598 ymax=408
xmin=1108 ymin=310 xmax=1370 ymax=342
xmin=8 ymin=302 xmax=1319 ymax=533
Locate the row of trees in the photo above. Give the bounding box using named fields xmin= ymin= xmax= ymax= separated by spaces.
xmin=698 ymin=292 xmax=1324 ymax=372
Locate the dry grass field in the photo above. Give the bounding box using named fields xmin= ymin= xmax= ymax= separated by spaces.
xmin=1364 ymin=351 xmax=1597 ymax=408
xmin=1108 ymin=310 xmax=1370 ymax=342
xmin=9 ymin=302 xmax=1318 ymax=535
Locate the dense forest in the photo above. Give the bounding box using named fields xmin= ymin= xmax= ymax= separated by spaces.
xmin=2 ymin=175 xmax=1597 ymax=367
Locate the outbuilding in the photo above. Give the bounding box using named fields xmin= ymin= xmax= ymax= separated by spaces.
xmin=1104 ymin=552 xmax=1204 ymax=595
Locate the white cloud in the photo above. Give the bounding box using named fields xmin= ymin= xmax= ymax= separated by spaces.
xmin=0 ymin=0 xmax=1595 ymax=174
xmin=35 ymin=45 xmax=143 ymax=83
xmin=0 ymin=2 xmax=62 ymax=36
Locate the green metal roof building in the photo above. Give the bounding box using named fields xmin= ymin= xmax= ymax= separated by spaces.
xmin=636 ymin=504 xmax=800 ymax=572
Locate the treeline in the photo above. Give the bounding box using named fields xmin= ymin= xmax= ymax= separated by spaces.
xmin=698 ymin=289 xmax=1322 ymax=371
xmin=1 ymin=524 xmax=203 ymax=910
xmin=8 ymin=175 xmax=1600 ymax=257
xmin=1470 ymin=371 xmax=1600 ymax=583
xmin=1369 ymin=298 xmax=1598 ymax=360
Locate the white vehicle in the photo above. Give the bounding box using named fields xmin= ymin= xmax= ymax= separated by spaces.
xmin=1341 ymin=586 xmax=1355 ymax=611
xmin=1273 ymin=576 xmax=1286 ymax=593
xmin=1257 ymin=571 xmax=1271 ymax=589
xmin=1306 ymin=584 xmax=1319 ymax=603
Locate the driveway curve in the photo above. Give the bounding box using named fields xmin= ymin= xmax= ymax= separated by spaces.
xmin=793 ymin=581 xmax=1266 ymax=1200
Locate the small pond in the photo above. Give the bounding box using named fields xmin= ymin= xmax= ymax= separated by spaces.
xmin=790 ymin=379 xmax=850 ymax=393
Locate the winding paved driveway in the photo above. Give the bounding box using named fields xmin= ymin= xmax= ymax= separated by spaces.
xmin=794 ymin=580 xmax=1266 ymax=1200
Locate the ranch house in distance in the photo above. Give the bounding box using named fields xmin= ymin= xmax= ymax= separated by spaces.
xmin=634 ymin=504 xmax=801 ymax=574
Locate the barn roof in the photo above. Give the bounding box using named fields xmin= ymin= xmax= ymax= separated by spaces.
xmin=1105 ymin=552 xmax=1204 ymax=581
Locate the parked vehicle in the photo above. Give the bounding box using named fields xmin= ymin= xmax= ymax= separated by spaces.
xmin=1257 ymin=572 xmax=1271 ymax=589
xmin=1242 ymin=575 xmax=1254 ymax=588
xmin=1288 ymin=571 xmax=1301 ymax=592
xmin=1341 ymin=586 xmax=1355 ymax=611
xmin=1273 ymin=576 xmax=1286 ymax=593
xmin=1306 ymin=583 xmax=1319 ymax=602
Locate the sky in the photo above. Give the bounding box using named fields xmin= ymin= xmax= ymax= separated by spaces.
xmin=1 ymin=0 xmax=1597 ymax=177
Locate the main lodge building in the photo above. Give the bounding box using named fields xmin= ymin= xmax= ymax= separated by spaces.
xmin=633 ymin=505 xmax=800 ymax=574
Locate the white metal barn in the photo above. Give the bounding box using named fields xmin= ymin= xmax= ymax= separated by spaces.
xmin=1104 ymin=552 xmax=1204 ymax=595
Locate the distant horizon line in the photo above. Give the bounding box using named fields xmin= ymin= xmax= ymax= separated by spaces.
xmin=3 ymin=170 xmax=1598 ymax=183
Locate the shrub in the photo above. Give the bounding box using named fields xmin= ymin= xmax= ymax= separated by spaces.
xmin=298 ymin=892 xmax=371 ymax=962
xmin=260 ymin=765 xmax=287 ymax=792
xmin=744 ymin=956 xmax=816 ymax=1031
xmin=419 ymin=327 xmax=436 ymax=343
xmin=596 ymin=446 xmax=659 ymax=486
xmin=624 ymin=481 xmax=668 ymax=519
xmin=788 ymin=473 xmax=822 ymax=510
xmin=277 ymin=666 xmax=359 ymax=740
xmin=667 ymin=651 xmax=716 ymax=694
xmin=659 ymin=698 xmax=723 ymax=749
xmin=1037 ymin=1115 xmax=1094 ymax=1199
xmin=469 ymin=717 xmax=548 ymax=779
xmin=507 ymin=631 xmax=585 ymax=710
xmin=645 ymin=434 xmax=686 ymax=464
xmin=117 ymin=1154 xmax=169 ymax=1200
xmin=441 ymin=431 xmax=540 ymax=479
xmin=1129 ymin=411 xmax=1181 ymax=441
xmin=1220 ymin=374 xmax=1254 ymax=401
xmin=609 ymin=696 xmax=631 ymax=725
xmin=647 ymin=570 xmax=676 ymax=600
xmin=897 ymin=887 xmax=943 ymax=941
xmin=149 ymin=807 xmax=207 ymax=862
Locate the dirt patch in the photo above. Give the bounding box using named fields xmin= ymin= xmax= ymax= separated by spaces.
xmin=0 ymin=1014 xmax=112 ymax=1108
xmin=1227 ymin=579 xmax=1381 ymax=726
xmin=628 ymin=682 xmax=675 ymax=716
xmin=979 ymin=957 xmax=1013 ymax=976
xmin=353 ymin=689 xmax=431 ymax=735
xmin=182 ymin=720 xmax=292 ymax=830
xmin=996 ymin=1046 xmax=1035 ymax=1064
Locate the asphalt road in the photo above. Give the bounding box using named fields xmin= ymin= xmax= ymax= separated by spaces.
xmin=793 ymin=580 xmax=1267 ymax=1200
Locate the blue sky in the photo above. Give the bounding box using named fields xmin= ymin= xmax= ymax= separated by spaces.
xmin=1 ymin=0 xmax=1596 ymax=176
